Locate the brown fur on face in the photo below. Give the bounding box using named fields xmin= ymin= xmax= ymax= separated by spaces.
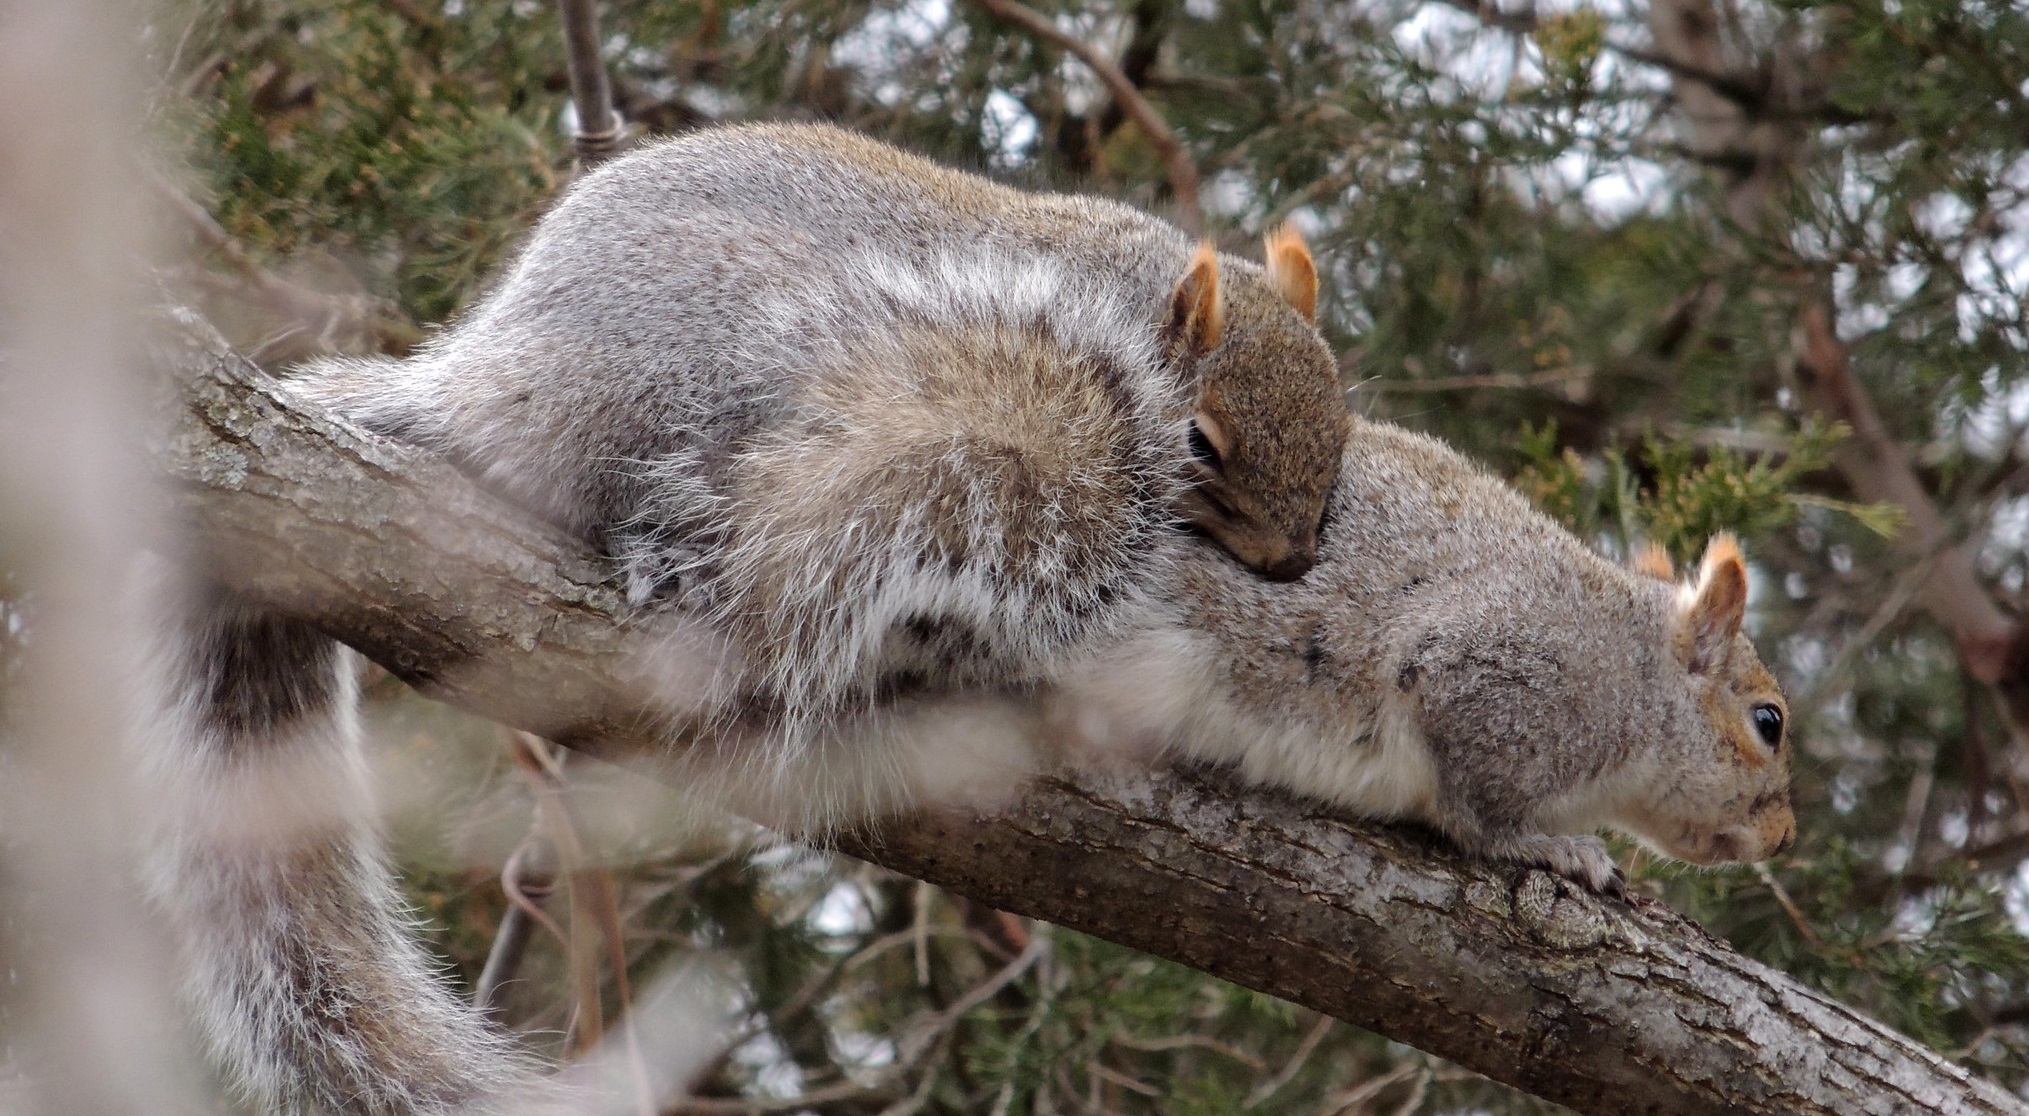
xmin=1169 ymin=229 xmax=1349 ymax=583
xmin=1636 ymin=535 xmax=1794 ymax=863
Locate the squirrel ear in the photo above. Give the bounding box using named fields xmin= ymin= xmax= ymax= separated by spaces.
xmin=1676 ymin=534 xmax=1748 ymax=673
xmin=1167 ymin=242 xmax=1225 ymax=357
xmin=1263 ymin=223 xmax=1318 ymax=322
xmin=1629 ymin=542 xmax=1675 ymax=582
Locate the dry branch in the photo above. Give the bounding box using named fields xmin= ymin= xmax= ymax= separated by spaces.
xmin=154 ymin=316 xmax=2026 ymax=1116
xmin=149 ymin=170 xmax=413 ymax=359
xmin=971 ymin=0 xmax=1202 ymax=234
xmin=1634 ymin=0 xmax=2029 ymax=723
xmin=1790 ymin=303 xmax=2020 ymax=685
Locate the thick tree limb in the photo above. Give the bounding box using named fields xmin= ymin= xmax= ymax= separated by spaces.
xmin=154 ymin=318 xmax=2026 ymax=1116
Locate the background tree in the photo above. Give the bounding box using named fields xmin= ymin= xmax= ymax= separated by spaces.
xmin=112 ymin=0 xmax=2029 ymax=1110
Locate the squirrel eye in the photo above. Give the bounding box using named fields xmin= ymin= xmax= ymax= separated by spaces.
xmin=1187 ymin=419 xmax=1225 ymax=473
xmin=1751 ymin=704 xmax=1784 ymax=750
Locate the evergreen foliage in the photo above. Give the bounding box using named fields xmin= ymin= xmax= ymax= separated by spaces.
xmin=152 ymin=0 xmax=2029 ymax=1109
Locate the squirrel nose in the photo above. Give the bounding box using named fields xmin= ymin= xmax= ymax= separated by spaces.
xmin=1264 ymin=549 xmax=1315 ymax=582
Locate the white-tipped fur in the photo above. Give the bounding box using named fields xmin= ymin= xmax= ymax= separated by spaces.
xmin=143 ymin=600 xmax=575 ymax=1115
xmin=617 ymin=247 xmax=1180 ymax=728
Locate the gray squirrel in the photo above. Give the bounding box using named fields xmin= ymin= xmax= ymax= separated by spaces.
xmin=151 ymin=125 xmax=1794 ymax=1114
xmin=295 ymin=123 xmax=1351 ymax=726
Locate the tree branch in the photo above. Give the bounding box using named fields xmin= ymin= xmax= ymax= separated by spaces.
xmin=970 ymin=0 xmax=1202 ymax=234
xmin=153 ymin=314 xmax=2027 ymax=1116
xmin=1790 ymin=301 xmax=2019 ymax=683
xmin=1433 ymin=0 xmax=1770 ymax=116
xmin=150 ymin=170 xmax=416 ymax=359
xmin=1639 ymin=0 xmax=2029 ymax=722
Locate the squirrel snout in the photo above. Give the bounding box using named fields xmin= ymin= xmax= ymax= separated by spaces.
xmin=1773 ymin=824 xmax=1796 ymax=856
xmin=1263 ymin=549 xmax=1316 ymax=582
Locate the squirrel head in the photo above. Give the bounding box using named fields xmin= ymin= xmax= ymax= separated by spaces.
xmin=1612 ymin=535 xmax=1796 ymax=867
xmin=1166 ymin=230 xmax=1350 ymax=583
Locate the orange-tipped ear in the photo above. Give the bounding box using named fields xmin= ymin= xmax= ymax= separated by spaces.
xmin=1677 ymin=534 xmax=1748 ymax=673
xmin=1167 ymin=242 xmax=1225 ymax=357
xmin=1630 ymin=542 xmax=1675 ymax=582
xmin=1263 ymin=223 xmax=1318 ymax=321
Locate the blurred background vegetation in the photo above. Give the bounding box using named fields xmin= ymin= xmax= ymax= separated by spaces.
xmin=137 ymin=0 xmax=2029 ymax=1110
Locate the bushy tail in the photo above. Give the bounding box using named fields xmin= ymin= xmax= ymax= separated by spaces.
xmin=145 ymin=593 xmax=555 ymax=1114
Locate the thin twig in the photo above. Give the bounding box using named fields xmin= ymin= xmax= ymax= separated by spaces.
xmin=510 ymin=731 xmax=654 ymax=1116
xmin=1317 ymin=1062 xmax=1422 ymax=1116
xmin=1793 ymin=299 xmax=2024 ymax=701
xmin=1360 ymin=367 xmax=1582 ymax=394
xmin=1753 ymin=863 xmax=1823 ymax=949
xmin=970 ymin=0 xmax=1201 ymax=233
xmin=912 ymin=880 xmax=934 ymax=987
xmin=1110 ymin=1032 xmax=1266 ymax=1071
xmin=476 ymin=837 xmax=564 ymax=1015
xmin=676 ymin=935 xmax=1048 ymax=1115
xmin=1088 ymin=1061 xmax=1159 ymax=1097
xmin=149 ymin=168 xmax=411 ymax=355
xmin=671 ymin=1076 xmax=901 ymax=1115
xmin=1432 ymin=0 xmax=1768 ymax=109
xmin=1244 ymin=1012 xmax=1335 ymax=1108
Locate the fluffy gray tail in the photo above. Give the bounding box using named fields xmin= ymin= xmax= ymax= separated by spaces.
xmin=146 ymin=593 xmax=552 ymax=1114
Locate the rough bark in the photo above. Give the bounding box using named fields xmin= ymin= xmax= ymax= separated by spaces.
xmin=154 ymin=317 xmax=2027 ymax=1116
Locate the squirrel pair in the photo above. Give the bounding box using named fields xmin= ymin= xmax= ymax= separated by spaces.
xmin=154 ymin=124 xmax=1794 ymax=1115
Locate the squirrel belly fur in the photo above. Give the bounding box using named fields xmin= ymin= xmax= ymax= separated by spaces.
xmin=153 ymin=124 xmax=1794 ymax=1114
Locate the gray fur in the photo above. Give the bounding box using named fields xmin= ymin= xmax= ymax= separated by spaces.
xmin=146 ymin=597 xmax=562 ymax=1115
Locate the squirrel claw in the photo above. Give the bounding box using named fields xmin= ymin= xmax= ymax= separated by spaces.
xmin=1500 ymin=834 xmax=1625 ymax=896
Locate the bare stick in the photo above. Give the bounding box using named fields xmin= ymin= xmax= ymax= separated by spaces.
xmin=971 ymin=0 xmax=1202 ymax=233
xmin=1791 ymin=300 xmax=2021 ymax=688
xmin=474 ymin=837 xmax=559 ymax=1015
xmin=148 ymin=169 xmax=412 ymax=358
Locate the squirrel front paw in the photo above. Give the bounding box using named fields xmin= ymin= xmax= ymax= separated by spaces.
xmin=1499 ymin=834 xmax=1626 ymax=896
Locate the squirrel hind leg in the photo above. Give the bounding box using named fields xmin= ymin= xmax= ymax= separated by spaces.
xmin=1480 ymin=833 xmax=1627 ymax=896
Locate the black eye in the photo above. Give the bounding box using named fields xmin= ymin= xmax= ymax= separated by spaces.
xmin=1187 ymin=420 xmax=1224 ymax=473
xmin=1752 ymin=704 xmax=1784 ymax=749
